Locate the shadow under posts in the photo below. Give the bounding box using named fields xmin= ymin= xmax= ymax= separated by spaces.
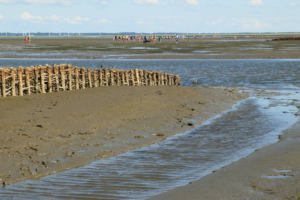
xmin=0 ymin=64 xmax=181 ymax=97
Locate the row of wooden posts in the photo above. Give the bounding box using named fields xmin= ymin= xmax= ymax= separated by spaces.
xmin=0 ymin=64 xmax=181 ymax=97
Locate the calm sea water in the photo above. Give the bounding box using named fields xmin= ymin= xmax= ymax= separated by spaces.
xmin=0 ymin=59 xmax=300 ymax=199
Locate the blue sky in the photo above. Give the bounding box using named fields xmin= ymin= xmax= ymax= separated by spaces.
xmin=0 ymin=0 xmax=299 ymax=34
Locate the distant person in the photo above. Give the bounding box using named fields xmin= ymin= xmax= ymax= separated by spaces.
xmin=175 ymin=34 xmax=179 ymax=44
xmin=24 ymin=36 xmax=28 ymax=46
xmin=27 ymin=36 xmax=31 ymax=45
xmin=143 ymin=36 xmax=150 ymax=43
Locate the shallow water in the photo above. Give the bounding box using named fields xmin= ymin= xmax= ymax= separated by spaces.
xmin=0 ymin=59 xmax=300 ymax=199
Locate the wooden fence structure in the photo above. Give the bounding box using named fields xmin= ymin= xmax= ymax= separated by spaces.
xmin=0 ymin=64 xmax=180 ymax=97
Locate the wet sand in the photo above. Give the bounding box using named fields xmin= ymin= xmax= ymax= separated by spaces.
xmin=0 ymin=86 xmax=247 ymax=185
xmin=150 ymin=119 xmax=300 ymax=200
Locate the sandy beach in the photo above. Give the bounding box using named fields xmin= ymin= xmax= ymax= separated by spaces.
xmin=0 ymin=85 xmax=247 ymax=185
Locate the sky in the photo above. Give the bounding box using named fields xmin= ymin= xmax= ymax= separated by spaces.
xmin=0 ymin=0 xmax=299 ymax=34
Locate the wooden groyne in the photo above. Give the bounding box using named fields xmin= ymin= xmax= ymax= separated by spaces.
xmin=272 ymin=37 xmax=300 ymax=41
xmin=0 ymin=64 xmax=180 ymax=97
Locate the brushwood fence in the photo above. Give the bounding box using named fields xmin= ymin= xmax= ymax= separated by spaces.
xmin=0 ymin=64 xmax=180 ymax=97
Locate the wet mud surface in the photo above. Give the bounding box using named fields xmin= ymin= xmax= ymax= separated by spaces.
xmin=1 ymin=37 xmax=300 ymax=59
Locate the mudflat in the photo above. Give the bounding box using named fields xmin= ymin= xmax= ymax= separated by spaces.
xmin=150 ymin=119 xmax=300 ymax=200
xmin=0 ymin=85 xmax=247 ymax=185
xmin=1 ymin=36 xmax=300 ymax=59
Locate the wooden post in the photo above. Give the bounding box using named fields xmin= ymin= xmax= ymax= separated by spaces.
xmin=93 ymin=70 xmax=98 ymax=88
xmin=139 ymin=70 xmax=144 ymax=86
xmin=104 ymin=69 xmax=109 ymax=86
xmin=81 ymin=67 xmax=86 ymax=89
xmin=34 ymin=67 xmax=40 ymax=93
xmin=121 ymin=71 xmax=125 ymax=86
xmin=53 ymin=65 xmax=59 ymax=92
xmin=0 ymin=69 xmax=6 ymax=97
xmin=99 ymin=69 xmax=103 ymax=87
xmin=168 ymin=74 xmax=172 ymax=85
xmin=143 ymin=70 xmax=148 ymax=86
xmin=25 ymin=67 xmax=31 ymax=95
xmin=17 ymin=67 xmax=23 ymax=96
xmin=116 ymin=70 xmax=120 ymax=86
xmin=46 ymin=65 xmax=52 ymax=93
xmin=11 ymin=68 xmax=16 ymax=96
xmin=75 ymin=67 xmax=79 ymax=90
xmin=130 ymin=70 xmax=135 ymax=86
xmin=67 ymin=65 xmax=73 ymax=90
xmin=153 ymin=72 xmax=157 ymax=86
xmin=40 ymin=66 xmax=46 ymax=93
xmin=87 ymin=68 xmax=92 ymax=88
xmin=60 ymin=65 xmax=66 ymax=91
xmin=110 ymin=70 xmax=115 ymax=86
xmin=158 ymin=72 xmax=162 ymax=86
xmin=148 ymin=71 xmax=153 ymax=86
xmin=135 ymin=69 xmax=140 ymax=86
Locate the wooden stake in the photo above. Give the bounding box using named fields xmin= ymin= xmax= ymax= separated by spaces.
xmin=17 ymin=67 xmax=23 ymax=96
xmin=0 ymin=69 xmax=5 ymax=97
xmin=67 ymin=65 xmax=73 ymax=90
xmin=75 ymin=67 xmax=79 ymax=90
xmin=110 ymin=69 xmax=115 ymax=86
xmin=60 ymin=65 xmax=66 ymax=91
xmin=87 ymin=68 xmax=92 ymax=88
xmin=11 ymin=68 xmax=16 ymax=96
xmin=34 ymin=67 xmax=40 ymax=93
xmin=99 ymin=69 xmax=103 ymax=87
xmin=40 ymin=66 xmax=46 ymax=93
xmin=81 ymin=67 xmax=86 ymax=89
xmin=135 ymin=69 xmax=140 ymax=86
xmin=25 ymin=67 xmax=31 ymax=95
xmin=93 ymin=70 xmax=98 ymax=88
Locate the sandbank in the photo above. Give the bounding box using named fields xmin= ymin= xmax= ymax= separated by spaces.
xmin=0 ymin=85 xmax=247 ymax=185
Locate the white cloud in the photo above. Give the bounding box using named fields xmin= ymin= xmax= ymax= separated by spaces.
xmin=20 ymin=12 xmax=35 ymax=20
xmin=0 ymin=0 xmax=16 ymax=3
xmin=0 ymin=0 xmax=72 ymax=5
xmin=288 ymin=2 xmax=297 ymax=6
xmin=64 ymin=16 xmax=89 ymax=24
xmin=100 ymin=0 xmax=108 ymax=5
xmin=0 ymin=14 xmax=3 ymax=20
xmin=20 ymin=12 xmax=44 ymax=23
xmin=179 ymin=0 xmax=199 ymax=5
xmin=247 ymin=0 xmax=263 ymax=6
xmin=95 ymin=19 xmax=109 ymax=23
xmin=48 ymin=15 xmax=61 ymax=21
xmin=132 ymin=0 xmax=160 ymax=5
xmin=241 ymin=18 xmax=271 ymax=30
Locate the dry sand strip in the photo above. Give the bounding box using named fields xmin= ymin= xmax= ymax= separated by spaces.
xmin=0 ymin=85 xmax=247 ymax=186
xmin=149 ymin=114 xmax=300 ymax=200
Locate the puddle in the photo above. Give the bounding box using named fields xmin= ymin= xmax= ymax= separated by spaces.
xmin=265 ymin=175 xmax=292 ymax=179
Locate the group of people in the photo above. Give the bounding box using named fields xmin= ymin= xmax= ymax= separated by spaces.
xmin=113 ymin=35 xmax=161 ymax=43
xmin=24 ymin=36 xmax=31 ymax=46
xmin=112 ymin=34 xmax=185 ymax=43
